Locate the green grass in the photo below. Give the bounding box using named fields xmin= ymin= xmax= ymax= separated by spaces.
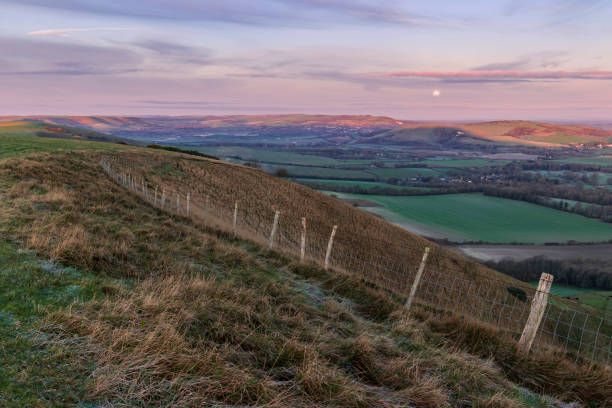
xmin=296 ymin=178 xmax=430 ymax=190
xmin=0 ymin=135 xmax=129 ymax=159
xmin=366 ymin=167 xmax=444 ymax=179
xmin=262 ymin=163 xmax=377 ymax=179
xmin=0 ymin=121 xmax=44 ymax=136
xmin=193 ymin=146 xmax=393 ymax=167
xmin=413 ymin=158 xmax=509 ymax=167
xmin=528 ymin=283 xmax=612 ymax=312
xmin=0 ymin=240 xmax=128 ymax=406
xmin=329 ymin=193 xmax=612 ymax=244
xmin=554 ymin=156 xmax=612 ymax=166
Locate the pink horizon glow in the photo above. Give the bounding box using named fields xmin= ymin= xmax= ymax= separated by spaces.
xmin=364 ymin=70 xmax=612 ymax=80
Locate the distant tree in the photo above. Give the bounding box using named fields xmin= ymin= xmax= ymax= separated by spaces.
xmin=275 ymin=168 xmax=290 ymax=178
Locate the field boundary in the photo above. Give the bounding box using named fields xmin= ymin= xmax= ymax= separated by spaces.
xmin=101 ymin=156 xmax=612 ymax=366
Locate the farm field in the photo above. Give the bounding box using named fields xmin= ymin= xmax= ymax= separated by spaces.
xmin=456 ymin=244 xmax=612 ymax=262
xmin=527 ymin=283 xmax=611 ymax=312
xmin=260 ymin=163 xmax=377 ymax=179
xmin=297 ymin=178 xmax=431 ymax=191
xmin=193 ymin=146 xmax=354 ymax=166
xmin=554 ymin=156 xmax=612 ymax=166
xmin=365 ymin=167 xmax=447 ymax=179
xmin=413 ymin=158 xmax=509 ymax=167
xmin=192 ymin=145 xmax=401 ymax=167
xmin=327 ymin=192 xmax=612 ymax=244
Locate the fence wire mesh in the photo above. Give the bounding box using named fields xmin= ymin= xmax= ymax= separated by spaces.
xmin=101 ymin=157 xmax=612 ymax=366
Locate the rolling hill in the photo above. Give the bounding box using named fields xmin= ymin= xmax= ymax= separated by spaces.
xmin=0 ymin=133 xmax=610 ymax=406
xmin=1 ymin=114 xmax=408 ymax=131
xmin=4 ymin=116 xmax=611 ymax=148
xmin=0 ymin=120 xmax=133 ymax=144
xmin=367 ymin=121 xmax=612 ymax=148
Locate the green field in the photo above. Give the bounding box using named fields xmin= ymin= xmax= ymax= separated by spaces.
xmin=554 ymin=156 xmax=612 ymax=166
xmin=413 ymin=158 xmax=509 ymax=167
xmin=528 ymin=283 xmax=612 ymax=312
xmin=262 ymin=163 xmax=377 ymax=179
xmin=193 ymin=145 xmax=397 ymax=167
xmin=0 ymin=135 xmax=129 ymax=159
xmin=328 ymin=193 xmax=612 ymax=244
xmin=366 ymin=167 xmax=444 ymax=179
xmin=297 ymin=178 xmax=430 ymax=191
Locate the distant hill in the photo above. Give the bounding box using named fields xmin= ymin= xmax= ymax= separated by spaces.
xmin=3 ymin=116 xmax=611 ymax=148
xmin=0 ymin=120 xmax=133 ymax=144
xmin=364 ymin=120 xmax=612 ymax=148
xmin=461 ymin=121 xmax=612 ymax=146
xmin=1 ymin=114 xmax=408 ymax=131
xmin=362 ymin=125 xmax=492 ymax=147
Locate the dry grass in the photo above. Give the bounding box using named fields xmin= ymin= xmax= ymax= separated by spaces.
xmin=424 ymin=314 xmax=612 ymax=405
xmin=0 ymin=150 xmax=608 ymax=406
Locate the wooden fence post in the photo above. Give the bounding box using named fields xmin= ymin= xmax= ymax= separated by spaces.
xmin=154 ymin=186 xmax=158 ymax=206
xmin=300 ymin=217 xmax=307 ymax=262
xmin=232 ymin=201 xmax=238 ymax=237
xmin=269 ymin=210 xmax=280 ymax=248
xmin=186 ymin=193 xmax=190 ymax=216
xmin=161 ymin=188 xmax=166 ymax=208
xmin=518 ymin=273 xmax=554 ymax=355
xmin=176 ymin=193 xmax=180 ymax=213
xmin=324 ymin=225 xmax=338 ymax=270
xmin=204 ymin=195 xmax=209 ymax=222
xmin=404 ymin=247 xmax=431 ymax=311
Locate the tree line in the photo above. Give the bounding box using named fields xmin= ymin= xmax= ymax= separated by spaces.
xmin=485 ymin=257 xmax=612 ymax=291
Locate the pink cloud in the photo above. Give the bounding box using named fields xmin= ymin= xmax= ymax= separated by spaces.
xmin=363 ymin=70 xmax=612 ymax=81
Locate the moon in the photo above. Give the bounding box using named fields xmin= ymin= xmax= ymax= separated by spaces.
xmin=432 ymin=89 xmax=441 ymax=97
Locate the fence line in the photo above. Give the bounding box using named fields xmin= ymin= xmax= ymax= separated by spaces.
xmin=100 ymin=157 xmax=612 ymax=366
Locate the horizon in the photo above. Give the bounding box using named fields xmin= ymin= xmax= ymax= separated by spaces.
xmin=1 ymin=1 xmax=611 ymax=120
xmin=3 ymin=114 xmax=612 ymax=126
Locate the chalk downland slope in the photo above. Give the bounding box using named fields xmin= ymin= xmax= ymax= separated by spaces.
xmin=0 ymin=120 xmax=132 ymax=144
xmin=0 ymin=139 xmax=610 ymax=406
xmin=365 ymin=120 xmax=612 ymax=148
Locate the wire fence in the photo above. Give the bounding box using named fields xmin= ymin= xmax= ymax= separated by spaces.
xmin=101 ymin=156 xmax=612 ymax=366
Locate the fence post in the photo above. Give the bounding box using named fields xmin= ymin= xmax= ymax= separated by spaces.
xmin=154 ymin=186 xmax=158 ymax=206
xmin=300 ymin=217 xmax=307 ymax=262
xmin=161 ymin=188 xmax=166 ymax=208
xmin=186 ymin=193 xmax=190 ymax=216
xmin=518 ymin=273 xmax=554 ymax=355
xmin=268 ymin=210 xmax=280 ymax=248
xmin=204 ymin=195 xmax=209 ymax=222
xmin=324 ymin=225 xmax=338 ymax=270
xmin=404 ymin=247 xmax=431 ymax=311
xmin=232 ymin=201 xmax=238 ymax=237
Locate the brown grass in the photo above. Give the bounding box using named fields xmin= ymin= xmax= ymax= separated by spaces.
xmin=1 ymin=150 xmax=609 ymax=406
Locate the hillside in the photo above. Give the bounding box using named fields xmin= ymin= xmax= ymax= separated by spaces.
xmin=0 ymin=120 xmax=132 ymax=144
xmin=1 ymin=114 xmax=408 ymax=132
xmin=367 ymin=121 xmax=612 ymax=148
xmin=5 ymin=116 xmax=611 ymax=148
xmin=362 ymin=125 xmax=493 ymax=147
xmin=0 ymin=135 xmax=610 ymax=406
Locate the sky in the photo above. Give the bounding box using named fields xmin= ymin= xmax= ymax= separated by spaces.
xmin=0 ymin=0 xmax=611 ymax=121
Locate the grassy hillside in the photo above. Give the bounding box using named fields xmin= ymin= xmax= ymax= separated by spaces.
xmin=365 ymin=121 xmax=612 ymax=148
xmin=0 ymin=140 xmax=610 ymax=406
xmin=1 ymin=114 xmax=407 ymax=132
xmin=0 ymin=120 xmax=132 ymax=144
xmin=463 ymin=121 xmax=612 ymax=146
